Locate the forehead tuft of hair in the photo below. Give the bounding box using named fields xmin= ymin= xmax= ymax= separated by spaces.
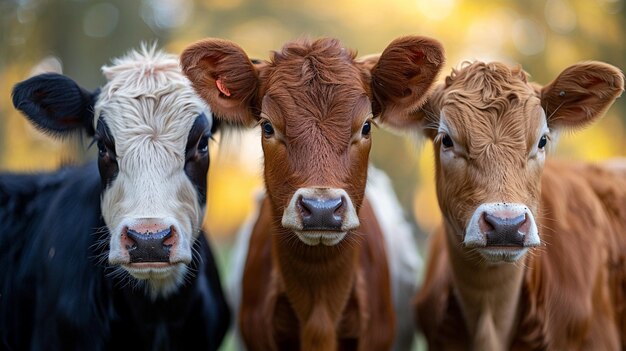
xmin=99 ymin=43 xmax=191 ymax=100
xmin=93 ymin=43 xmax=210 ymax=159
xmin=262 ymin=38 xmax=366 ymax=154
xmin=268 ymin=37 xmax=359 ymax=87
xmin=445 ymin=61 xmax=532 ymax=113
xmin=437 ymin=62 xmax=544 ymax=162
xmin=271 ymin=37 xmax=357 ymax=64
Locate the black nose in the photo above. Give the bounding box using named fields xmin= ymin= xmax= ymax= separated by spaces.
xmin=484 ymin=213 xmax=526 ymax=246
xmin=299 ymin=196 xmax=344 ymax=231
xmin=126 ymin=228 xmax=172 ymax=263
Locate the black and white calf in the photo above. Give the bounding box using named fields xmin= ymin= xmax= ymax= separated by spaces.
xmin=0 ymin=46 xmax=230 ymax=350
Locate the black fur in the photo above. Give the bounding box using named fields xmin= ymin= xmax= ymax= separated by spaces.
xmin=12 ymin=73 xmax=97 ymax=137
xmin=95 ymin=118 xmax=119 ymax=189
xmin=2 ymin=73 xmax=230 ymax=350
xmin=185 ymin=113 xmax=212 ymax=205
xmin=0 ymin=163 xmax=230 ymax=351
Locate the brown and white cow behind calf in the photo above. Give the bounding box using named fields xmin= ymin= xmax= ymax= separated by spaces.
xmin=407 ymin=61 xmax=626 ymax=350
xmin=181 ymin=36 xmax=444 ymax=350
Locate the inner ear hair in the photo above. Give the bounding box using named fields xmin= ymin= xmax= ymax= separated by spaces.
xmin=542 ymin=61 xmax=624 ymax=130
xmin=370 ymin=36 xmax=445 ymax=126
xmin=181 ymin=39 xmax=260 ymax=127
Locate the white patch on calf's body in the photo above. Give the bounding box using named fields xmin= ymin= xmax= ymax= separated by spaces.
xmin=227 ymin=190 xmax=264 ymax=351
xmin=229 ymin=168 xmax=421 ymax=350
xmin=365 ymin=166 xmax=421 ymax=351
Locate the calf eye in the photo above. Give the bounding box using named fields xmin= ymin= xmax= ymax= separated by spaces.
xmin=362 ymin=121 xmax=371 ymax=136
xmin=538 ymin=135 xmax=547 ymax=149
xmin=442 ymin=134 xmax=454 ymax=148
xmin=262 ymin=121 xmax=274 ymax=137
xmin=97 ymin=140 xmax=107 ymax=157
xmin=197 ymin=135 xmax=209 ymax=154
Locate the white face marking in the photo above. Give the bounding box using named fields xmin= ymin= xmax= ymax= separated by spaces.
xmin=281 ymin=188 xmax=359 ymax=246
xmin=94 ymin=45 xmax=213 ymax=298
xmin=294 ymin=231 xmax=348 ymax=246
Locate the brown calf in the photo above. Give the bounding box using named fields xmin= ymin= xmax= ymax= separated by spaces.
xmin=181 ymin=36 xmax=444 ymax=350
xmin=409 ymin=61 xmax=625 ymax=350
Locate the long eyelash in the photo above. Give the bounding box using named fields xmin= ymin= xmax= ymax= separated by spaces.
xmin=88 ymin=137 xmax=99 ymax=149
xmin=202 ymin=128 xmax=215 ymax=141
xmin=422 ymin=121 xmax=441 ymax=133
xmin=256 ymin=113 xmax=272 ymax=127
xmin=433 ymin=133 xmax=444 ymax=144
xmin=422 ymin=106 xmax=441 ymax=127
xmin=87 ymin=137 xmax=98 ymax=150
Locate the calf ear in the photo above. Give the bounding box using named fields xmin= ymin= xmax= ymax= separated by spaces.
xmin=12 ymin=73 xmax=96 ymax=137
xmin=181 ymin=39 xmax=260 ymax=127
xmin=541 ymin=61 xmax=624 ymax=130
xmin=369 ymin=36 xmax=445 ymax=129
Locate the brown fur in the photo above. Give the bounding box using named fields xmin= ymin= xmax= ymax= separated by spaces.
xmin=181 ymin=36 xmax=444 ymax=350
xmin=412 ymin=61 xmax=625 ymax=350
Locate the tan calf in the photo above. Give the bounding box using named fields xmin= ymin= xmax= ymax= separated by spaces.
xmin=408 ymin=61 xmax=625 ymax=350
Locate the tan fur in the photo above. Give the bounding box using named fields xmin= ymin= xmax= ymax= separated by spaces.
xmin=412 ymin=61 xmax=625 ymax=350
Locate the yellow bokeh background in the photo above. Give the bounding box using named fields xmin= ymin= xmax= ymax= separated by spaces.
xmin=3 ymin=0 xmax=624 ymax=245
xmin=1 ymin=1 xmax=624 ymax=349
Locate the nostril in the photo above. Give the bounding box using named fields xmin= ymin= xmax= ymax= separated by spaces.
xmin=332 ymin=197 xmax=344 ymax=216
xmin=518 ymin=214 xmax=530 ymax=234
xmin=122 ymin=227 xmax=138 ymax=250
xmin=162 ymin=226 xmax=176 ymax=247
xmin=480 ymin=212 xmax=495 ymax=233
xmin=483 ymin=213 xmax=498 ymax=230
xmin=298 ymin=196 xmax=312 ymax=217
